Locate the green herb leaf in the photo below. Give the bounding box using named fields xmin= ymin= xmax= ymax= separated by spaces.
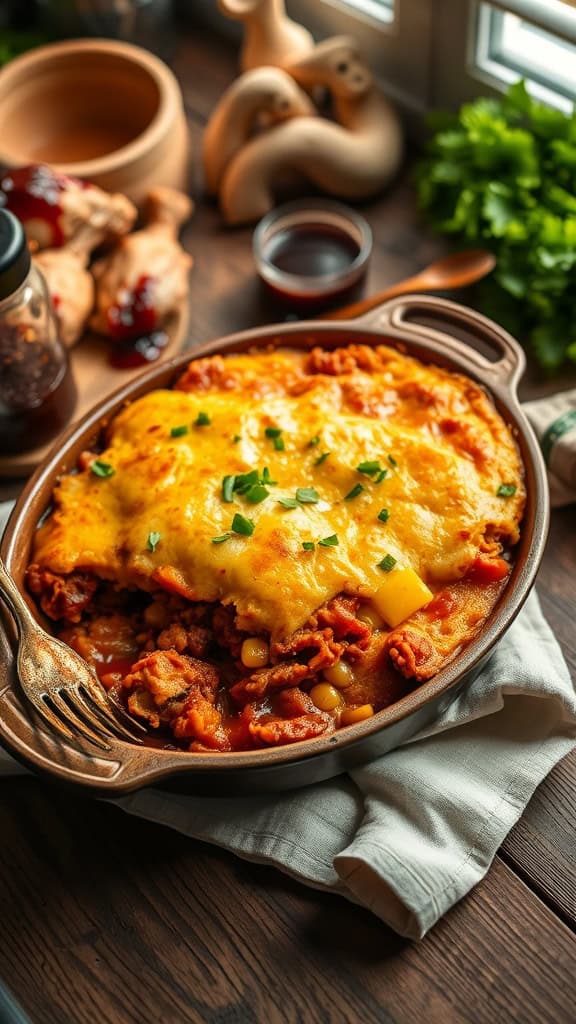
xmin=378 ymin=554 xmax=396 ymax=572
xmin=194 ymin=411 xmax=211 ymax=427
xmin=245 ymin=484 xmax=269 ymax=504
xmin=234 ymin=470 xmax=260 ymax=494
xmin=91 ymin=460 xmax=115 ymax=478
xmin=295 ymin=487 xmax=319 ymax=504
xmin=308 ymin=435 xmax=320 ymax=447
xmin=278 ymin=497 xmax=299 ymax=509
xmin=497 ymin=483 xmax=517 ymax=497
xmin=375 ymin=469 xmax=388 ymax=484
xmin=345 ymin=483 xmax=364 ymax=500
xmin=233 ymin=434 xmax=241 ymax=443
xmin=377 ymin=508 xmax=390 ymax=523
xmin=212 ymin=533 xmax=231 ymax=544
xmin=147 ymin=531 xmax=161 ymax=552
xmin=388 ymin=455 xmax=398 ymax=468
xmin=318 ymin=534 xmax=339 ymax=547
xmin=170 ymin=424 xmax=189 ymax=438
xmin=231 ymin=513 xmax=255 ymax=536
xmin=265 ymin=426 xmax=282 ymax=438
xmin=261 ymin=467 xmax=277 ymax=486
xmin=273 ymin=436 xmax=285 ymax=451
xmin=222 ymin=475 xmax=236 ymax=503
xmin=314 ymin=451 xmax=331 ymax=466
xmin=302 ymin=541 xmax=315 ymax=551
xmin=356 ymin=460 xmax=381 ymax=477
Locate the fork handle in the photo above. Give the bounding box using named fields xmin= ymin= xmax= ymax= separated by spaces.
xmin=0 ymin=558 xmax=37 ymax=637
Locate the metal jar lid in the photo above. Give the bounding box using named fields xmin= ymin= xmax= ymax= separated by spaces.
xmin=0 ymin=208 xmax=31 ymax=301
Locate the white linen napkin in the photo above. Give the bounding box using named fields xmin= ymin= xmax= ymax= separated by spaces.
xmin=1 ymin=500 xmax=574 ymax=939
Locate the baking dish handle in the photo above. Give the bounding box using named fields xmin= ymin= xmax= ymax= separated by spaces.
xmin=358 ymin=294 xmax=526 ymax=393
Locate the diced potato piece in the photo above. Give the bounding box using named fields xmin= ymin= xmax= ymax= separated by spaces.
xmin=373 ymin=567 xmax=433 ymax=628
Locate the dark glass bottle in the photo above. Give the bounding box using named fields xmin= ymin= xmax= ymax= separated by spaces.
xmin=0 ymin=209 xmax=76 ymax=455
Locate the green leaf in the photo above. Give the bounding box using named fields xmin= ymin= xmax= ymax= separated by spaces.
xmin=194 ymin=411 xmax=211 ymax=426
xmin=278 ymin=497 xmax=299 ymax=509
xmin=245 ymin=484 xmax=269 ymax=504
xmin=147 ymin=531 xmax=161 ymax=552
xmin=295 ymin=487 xmax=319 ymax=504
xmin=231 ymin=513 xmax=255 ymax=536
xmin=318 ymin=534 xmax=339 ymax=548
xmin=91 ymin=460 xmax=115 ymax=478
xmin=378 ymin=554 xmax=397 ymax=572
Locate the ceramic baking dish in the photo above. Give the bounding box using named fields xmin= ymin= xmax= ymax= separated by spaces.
xmin=0 ymin=295 xmax=549 ymax=794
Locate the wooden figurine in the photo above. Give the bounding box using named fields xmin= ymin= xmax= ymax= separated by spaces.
xmin=220 ymin=37 xmax=404 ymax=225
xmin=202 ymin=66 xmax=316 ymax=195
xmin=218 ymin=0 xmax=314 ymax=71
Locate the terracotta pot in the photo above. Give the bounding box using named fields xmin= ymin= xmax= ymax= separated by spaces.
xmin=0 ymin=39 xmax=189 ymax=204
xmin=0 ymin=296 xmax=549 ymax=795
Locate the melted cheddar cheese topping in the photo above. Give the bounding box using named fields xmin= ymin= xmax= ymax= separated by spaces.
xmin=32 ymin=346 xmax=525 ymax=641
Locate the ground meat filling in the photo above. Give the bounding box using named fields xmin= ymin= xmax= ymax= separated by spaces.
xmin=27 ymin=564 xmax=98 ymax=624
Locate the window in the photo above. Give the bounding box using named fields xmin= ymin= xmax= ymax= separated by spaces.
xmin=326 ymin=0 xmax=394 ymax=25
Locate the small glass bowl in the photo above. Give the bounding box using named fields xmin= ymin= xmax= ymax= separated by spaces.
xmin=253 ymin=199 xmax=373 ymax=309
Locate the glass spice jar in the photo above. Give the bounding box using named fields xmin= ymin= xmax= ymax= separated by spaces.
xmin=0 ymin=208 xmax=76 ymax=455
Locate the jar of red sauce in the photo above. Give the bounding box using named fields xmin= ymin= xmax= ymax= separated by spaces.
xmin=0 ymin=209 xmax=76 ymax=454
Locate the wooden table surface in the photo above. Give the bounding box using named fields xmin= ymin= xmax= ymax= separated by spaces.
xmin=1 ymin=27 xmax=575 ymax=1024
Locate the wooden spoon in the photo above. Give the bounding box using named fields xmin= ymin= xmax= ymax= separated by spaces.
xmin=326 ymin=249 xmax=496 ymax=321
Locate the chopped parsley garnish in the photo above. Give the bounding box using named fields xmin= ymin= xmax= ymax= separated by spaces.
xmin=388 ymin=455 xmax=398 ymax=468
xmin=170 ymin=424 xmax=189 ymax=438
xmin=375 ymin=469 xmax=388 ymax=484
xmin=194 ymin=411 xmax=211 ymax=427
xmin=308 ymin=435 xmax=320 ymax=447
xmin=497 ymin=483 xmax=517 ymax=498
xmin=356 ymin=460 xmax=382 ymax=477
xmin=345 ymin=483 xmax=364 ymax=501
xmin=302 ymin=541 xmax=315 ymax=551
xmin=222 ymin=475 xmax=236 ymax=503
xmin=278 ymin=497 xmax=299 ymax=509
xmin=231 ymin=513 xmax=255 ymax=536
xmin=233 ymin=434 xmax=241 ymax=444
xmin=315 ymin=451 xmax=331 ymax=466
xmin=212 ymin=533 xmax=231 ymax=544
xmin=234 ymin=470 xmax=260 ymax=494
xmin=295 ymin=486 xmax=319 ymax=504
xmin=273 ymin=436 xmax=285 ymax=451
xmin=147 ymin=531 xmax=161 ymax=552
xmin=378 ymin=508 xmax=390 ymax=522
xmin=378 ymin=554 xmax=397 ymax=572
xmin=318 ymin=534 xmax=339 ymax=547
xmin=265 ymin=426 xmax=282 ymax=438
xmin=261 ymin=467 xmax=277 ymax=486
xmin=91 ymin=460 xmax=115 ymax=478
xmin=245 ymin=484 xmax=269 ymax=504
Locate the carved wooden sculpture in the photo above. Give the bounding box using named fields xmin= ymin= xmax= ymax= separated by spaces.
xmin=219 ymin=37 xmax=404 ymax=225
xmin=202 ymin=66 xmax=315 ymax=195
xmin=218 ymin=0 xmax=314 ymax=71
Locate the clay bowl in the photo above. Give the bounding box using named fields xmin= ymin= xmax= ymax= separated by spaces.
xmin=0 ymin=38 xmax=189 ymax=203
xmin=0 ymin=296 xmax=549 ymax=795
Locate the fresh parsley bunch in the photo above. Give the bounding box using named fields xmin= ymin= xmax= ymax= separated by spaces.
xmin=416 ymin=80 xmax=576 ymax=371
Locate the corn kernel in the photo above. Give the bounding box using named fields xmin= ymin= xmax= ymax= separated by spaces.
xmin=340 ymin=704 xmax=374 ymax=726
xmin=323 ymin=660 xmax=354 ymax=689
xmin=241 ymin=637 xmax=269 ymax=668
xmin=372 ymin=567 xmax=433 ymax=628
xmin=310 ymin=683 xmax=342 ymax=711
xmin=357 ymin=604 xmax=385 ymax=630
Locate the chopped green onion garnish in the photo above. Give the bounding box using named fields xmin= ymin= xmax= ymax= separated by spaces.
xmin=235 ymin=470 xmax=260 ymax=494
xmin=265 ymin=426 xmax=282 ymax=438
xmin=308 ymin=435 xmax=320 ymax=447
xmin=315 ymin=451 xmax=331 ymax=466
xmin=497 ymin=483 xmax=517 ymax=497
xmin=378 ymin=554 xmax=397 ymax=572
xmin=296 ymin=487 xmax=319 ymax=504
xmin=318 ymin=534 xmax=339 ymax=547
xmin=222 ymin=475 xmax=236 ymax=503
xmin=147 ymin=531 xmax=161 ymax=552
xmin=245 ymin=484 xmax=269 ymax=504
xmin=170 ymin=425 xmax=188 ymax=438
xmin=91 ymin=460 xmax=115 ymax=478
xmin=273 ymin=436 xmax=285 ymax=451
xmin=378 ymin=508 xmax=390 ymax=522
xmin=388 ymin=455 xmax=398 ymax=468
xmin=232 ymin=513 xmax=255 ymax=536
xmin=233 ymin=434 xmax=241 ymax=444
xmin=212 ymin=533 xmax=231 ymax=544
xmin=278 ymin=497 xmax=299 ymax=509
xmin=375 ymin=469 xmax=388 ymax=484
xmin=261 ymin=467 xmax=277 ymax=486
xmin=356 ymin=460 xmax=381 ymax=477
xmin=345 ymin=483 xmax=364 ymax=501
xmin=302 ymin=541 xmax=315 ymax=551
xmin=194 ymin=411 xmax=211 ymax=427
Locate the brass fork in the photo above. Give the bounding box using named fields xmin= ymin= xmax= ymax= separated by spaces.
xmin=0 ymin=558 xmax=145 ymax=751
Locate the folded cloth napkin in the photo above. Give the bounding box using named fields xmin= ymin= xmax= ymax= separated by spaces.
xmin=524 ymin=387 xmax=576 ymax=506
xmin=0 ymin=500 xmax=575 ymax=939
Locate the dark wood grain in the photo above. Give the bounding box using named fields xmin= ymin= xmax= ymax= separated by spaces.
xmin=0 ymin=22 xmax=576 ymax=1024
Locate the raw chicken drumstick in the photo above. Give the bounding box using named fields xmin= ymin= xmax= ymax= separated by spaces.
xmin=89 ymin=187 xmax=194 ymax=342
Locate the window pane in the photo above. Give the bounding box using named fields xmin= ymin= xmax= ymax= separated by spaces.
xmin=477 ymin=2 xmax=576 ymax=104
xmin=327 ymin=0 xmax=394 ymax=25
